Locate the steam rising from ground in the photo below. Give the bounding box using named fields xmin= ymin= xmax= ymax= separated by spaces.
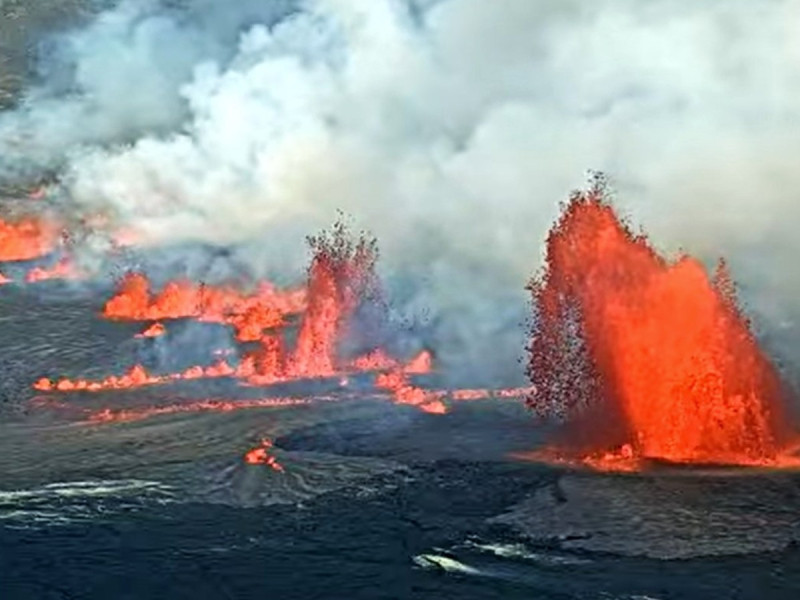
xmin=2 ymin=0 xmax=800 ymax=384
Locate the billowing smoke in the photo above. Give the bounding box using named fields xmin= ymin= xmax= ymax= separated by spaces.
xmin=2 ymin=0 xmax=800 ymax=385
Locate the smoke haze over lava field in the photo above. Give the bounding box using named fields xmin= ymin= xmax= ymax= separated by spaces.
xmin=3 ymin=1 xmax=800 ymax=599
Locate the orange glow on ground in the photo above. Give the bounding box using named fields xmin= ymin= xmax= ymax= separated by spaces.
xmin=33 ymin=385 xmax=531 ymax=427
xmin=243 ymin=438 xmax=285 ymax=472
xmin=375 ymin=368 xmax=447 ymax=414
xmin=31 ymin=219 xmax=537 ymax=427
xmin=33 ymin=361 xmax=240 ymax=393
xmin=88 ymin=397 xmax=317 ymax=424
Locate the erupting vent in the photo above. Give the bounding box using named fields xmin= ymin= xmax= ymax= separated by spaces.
xmin=31 ymin=220 xmax=527 ymax=419
xmin=526 ymin=179 xmax=794 ymax=469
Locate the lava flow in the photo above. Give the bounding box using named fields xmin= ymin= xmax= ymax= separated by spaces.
xmin=0 ymin=214 xmax=84 ymax=284
xmin=24 ymin=257 xmax=82 ymax=283
xmin=32 ymin=361 xmax=242 ymax=393
xmin=88 ymin=397 xmax=318 ymax=424
xmin=0 ymin=216 xmax=60 ymax=261
xmin=103 ymin=273 xmax=307 ymax=341
xmin=527 ymin=179 xmax=795 ymax=469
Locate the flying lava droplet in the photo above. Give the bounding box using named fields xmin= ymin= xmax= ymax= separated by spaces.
xmin=527 ymin=176 xmax=796 ymax=469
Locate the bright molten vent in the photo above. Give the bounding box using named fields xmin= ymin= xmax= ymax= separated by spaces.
xmin=527 ymin=179 xmax=794 ymax=469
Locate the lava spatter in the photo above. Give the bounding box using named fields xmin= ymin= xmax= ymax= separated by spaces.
xmin=527 ymin=178 xmax=794 ymax=469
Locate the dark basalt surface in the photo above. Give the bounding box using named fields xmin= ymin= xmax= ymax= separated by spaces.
xmin=3 ymin=460 xmax=800 ymax=599
xmin=1 ymin=282 xmax=800 ymax=598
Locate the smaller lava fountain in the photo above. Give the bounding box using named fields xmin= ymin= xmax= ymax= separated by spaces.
xmin=527 ymin=177 xmax=796 ymax=470
xmin=32 ymin=220 xmax=460 ymax=414
xmin=287 ymin=221 xmax=381 ymax=379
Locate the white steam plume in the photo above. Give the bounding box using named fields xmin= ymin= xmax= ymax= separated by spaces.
xmin=2 ymin=0 xmax=800 ymax=384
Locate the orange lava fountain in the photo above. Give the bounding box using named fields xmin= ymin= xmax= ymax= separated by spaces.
xmin=33 ymin=222 xmax=435 ymax=404
xmin=527 ymin=179 xmax=794 ymax=469
xmin=286 ymin=222 xmax=381 ymax=378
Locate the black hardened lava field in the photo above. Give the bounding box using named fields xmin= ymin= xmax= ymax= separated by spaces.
xmin=3 ymin=2 xmax=800 ymax=599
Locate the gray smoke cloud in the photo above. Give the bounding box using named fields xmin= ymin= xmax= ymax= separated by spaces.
xmin=2 ymin=0 xmax=800 ymax=385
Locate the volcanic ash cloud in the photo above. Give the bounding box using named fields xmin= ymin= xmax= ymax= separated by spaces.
xmin=3 ymin=0 xmax=800 ymax=383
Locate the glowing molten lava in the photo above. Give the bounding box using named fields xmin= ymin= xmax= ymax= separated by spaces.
xmin=287 ymin=222 xmax=381 ymax=378
xmin=0 ymin=217 xmax=60 ymax=261
xmin=32 ymin=361 xmax=238 ymax=393
xmin=373 ymin=351 xmax=446 ymax=414
xmin=25 ymin=257 xmax=82 ymax=283
xmin=244 ymin=438 xmax=285 ymax=472
xmin=527 ymin=181 xmax=792 ymax=468
xmin=87 ymin=397 xmax=316 ymax=424
xmin=103 ymin=273 xmax=306 ymax=341
xmin=135 ymin=322 xmax=166 ymax=338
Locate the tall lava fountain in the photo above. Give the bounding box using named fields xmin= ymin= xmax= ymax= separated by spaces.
xmin=527 ymin=178 xmax=793 ymax=468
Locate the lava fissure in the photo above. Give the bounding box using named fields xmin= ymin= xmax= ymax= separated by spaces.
xmin=33 ymin=221 xmax=461 ymax=413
